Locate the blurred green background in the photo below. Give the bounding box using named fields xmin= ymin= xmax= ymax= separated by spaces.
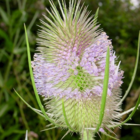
xmin=0 ymin=0 xmax=140 ymax=140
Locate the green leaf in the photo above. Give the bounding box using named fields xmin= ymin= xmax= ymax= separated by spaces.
xmin=6 ymin=76 xmax=16 ymax=88
xmin=95 ymin=47 xmax=110 ymax=133
xmin=0 ymin=72 xmax=4 ymax=87
xmin=0 ymin=99 xmax=15 ymax=117
xmin=0 ymin=7 xmax=9 ymax=25
xmin=0 ymin=29 xmax=13 ymax=52
xmin=10 ymin=10 xmax=26 ymax=37
xmin=0 ymin=125 xmax=19 ymax=139
xmin=0 ymin=103 xmax=10 ymax=118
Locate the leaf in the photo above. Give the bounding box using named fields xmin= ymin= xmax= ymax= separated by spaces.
xmin=0 ymin=72 xmax=4 ymax=88
xmin=0 ymin=7 xmax=9 ymax=25
xmin=0 ymin=29 xmax=13 ymax=52
xmin=0 ymin=125 xmax=18 ymax=139
xmin=10 ymin=10 xmax=25 ymax=37
xmin=0 ymin=99 xmax=15 ymax=117
xmin=0 ymin=103 xmax=10 ymax=118
xmin=6 ymin=76 xmax=16 ymax=88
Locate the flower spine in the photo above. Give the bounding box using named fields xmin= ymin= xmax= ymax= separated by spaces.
xmin=32 ymin=0 xmax=124 ymax=139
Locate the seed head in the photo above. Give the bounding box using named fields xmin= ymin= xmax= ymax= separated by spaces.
xmin=32 ymin=0 xmax=124 ymax=137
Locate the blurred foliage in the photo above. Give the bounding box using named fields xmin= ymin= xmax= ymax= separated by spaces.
xmin=0 ymin=0 xmax=140 ymax=140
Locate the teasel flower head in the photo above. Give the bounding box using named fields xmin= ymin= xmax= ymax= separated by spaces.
xmin=31 ymin=0 xmax=126 ymax=139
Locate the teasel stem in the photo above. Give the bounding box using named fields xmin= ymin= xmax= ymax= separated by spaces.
xmin=81 ymin=129 xmax=95 ymax=140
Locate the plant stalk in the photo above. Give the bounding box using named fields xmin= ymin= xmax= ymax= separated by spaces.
xmin=81 ymin=130 xmax=94 ymax=140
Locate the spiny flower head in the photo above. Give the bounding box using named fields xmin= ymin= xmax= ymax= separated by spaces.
xmin=32 ymin=0 xmax=124 ymax=138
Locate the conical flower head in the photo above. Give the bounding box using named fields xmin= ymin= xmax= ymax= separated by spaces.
xmin=32 ymin=0 xmax=123 ymax=134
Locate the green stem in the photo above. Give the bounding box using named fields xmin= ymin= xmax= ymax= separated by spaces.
xmin=81 ymin=130 xmax=94 ymax=140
